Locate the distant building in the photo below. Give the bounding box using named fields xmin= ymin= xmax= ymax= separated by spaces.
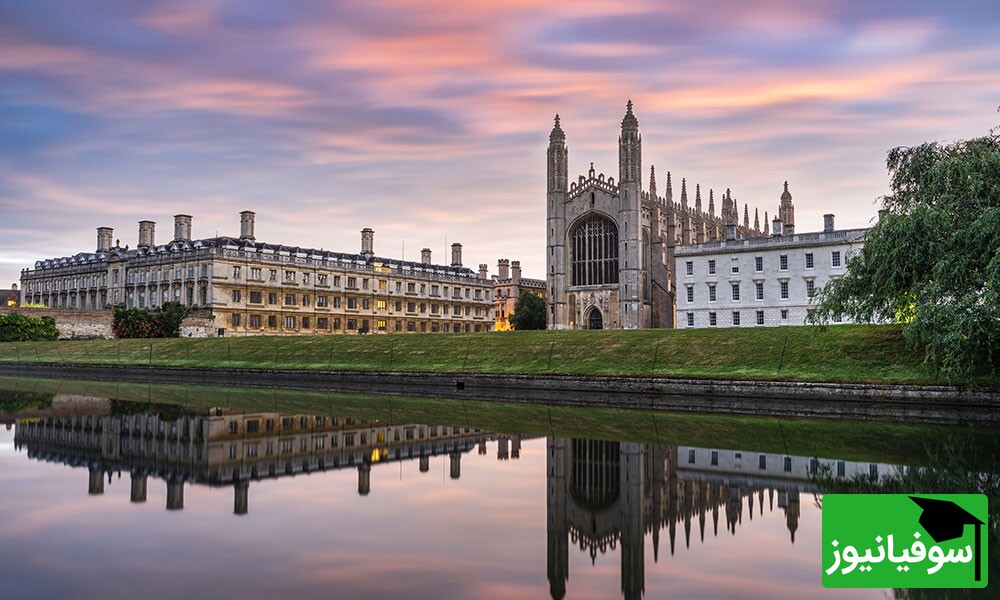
xmin=19 ymin=212 xmax=494 ymax=336
xmin=0 ymin=283 xmax=17 ymax=307
xmin=546 ymin=102 xmax=772 ymax=330
xmin=673 ymin=213 xmax=867 ymax=328
xmin=492 ymin=259 xmax=545 ymax=331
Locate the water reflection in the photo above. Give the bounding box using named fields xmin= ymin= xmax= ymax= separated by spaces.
xmin=0 ymin=393 xmax=916 ymax=599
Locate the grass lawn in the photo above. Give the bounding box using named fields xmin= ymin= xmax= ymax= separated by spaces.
xmin=0 ymin=324 xmax=963 ymax=384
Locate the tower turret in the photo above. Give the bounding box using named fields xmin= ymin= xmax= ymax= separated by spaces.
xmin=546 ymin=114 xmax=570 ymax=329
xmin=779 ymin=181 xmax=795 ymax=229
xmin=618 ymin=100 xmax=642 ymax=328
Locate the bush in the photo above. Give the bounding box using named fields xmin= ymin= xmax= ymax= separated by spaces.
xmin=113 ymin=302 xmax=190 ymax=338
xmin=0 ymin=313 xmax=60 ymax=342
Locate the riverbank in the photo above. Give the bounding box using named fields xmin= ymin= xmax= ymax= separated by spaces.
xmin=0 ymin=324 xmax=970 ymax=384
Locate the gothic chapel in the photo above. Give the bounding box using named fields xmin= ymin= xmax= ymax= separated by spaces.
xmin=546 ymin=102 xmax=782 ymax=329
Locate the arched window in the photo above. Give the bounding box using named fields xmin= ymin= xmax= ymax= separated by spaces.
xmin=571 ymin=214 xmax=619 ymax=286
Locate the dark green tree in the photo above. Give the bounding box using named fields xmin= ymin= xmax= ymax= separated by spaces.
xmin=812 ymin=126 xmax=1000 ymax=382
xmin=509 ymin=291 xmax=547 ymax=330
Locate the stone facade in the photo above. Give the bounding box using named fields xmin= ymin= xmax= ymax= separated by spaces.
xmin=546 ymin=102 xmax=773 ymax=330
xmin=492 ymin=258 xmax=545 ymax=331
xmin=0 ymin=307 xmax=217 ymax=339
xmin=674 ymin=214 xmax=867 ymax=328
xmin=20 ymin=212 xmax=494 ymax=336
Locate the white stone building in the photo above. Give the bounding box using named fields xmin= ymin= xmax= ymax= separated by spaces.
xmin=673 ymin=214 xmax=867 ymax=328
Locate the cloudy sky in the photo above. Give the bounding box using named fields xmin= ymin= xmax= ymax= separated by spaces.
xmin=2 ymin=0 xmax=998 ymax=288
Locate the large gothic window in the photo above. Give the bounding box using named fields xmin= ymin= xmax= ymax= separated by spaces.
xmin=571 ymin=213 xmax=619 ymax=286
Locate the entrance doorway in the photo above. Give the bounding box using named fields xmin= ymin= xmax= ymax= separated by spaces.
xmin=586 ymin=308 xmax=603 ymax=330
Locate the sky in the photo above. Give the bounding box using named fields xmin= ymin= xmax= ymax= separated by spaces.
xmin=1 ymin=0 xmax=999 ymax=288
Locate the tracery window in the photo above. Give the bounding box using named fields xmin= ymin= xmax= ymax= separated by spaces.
xmin=571 ymin=214 xmax=619 ymax=286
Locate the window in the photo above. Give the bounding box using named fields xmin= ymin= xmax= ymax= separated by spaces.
xmin=707 ymin=260 xmax=716 ymax=275
xmin=759 ymin=454 xmax=767 ymax=470
xmin=250 ymin=267 xmax=261 ymax=280
xmin=347 ymin=277 xmax=357 ymax=289
xmin=317 ymin=317 xmax=328 ymax=329
xmin=333 ymin=275 xmax=341 ymax=287
xmin=363 ymin=299 xmax=370 ymax=310
xmin=317 ymin=274 xmax=328 ymax=285
xmin=267 ymin=315 xmax=277 ymax=328
xmin=731 ymin=258 xmax=739 ymax=274
xmin=754 ymin=256 xmax=763 ymax=272
xmin=571 ymin=214 xmax=619 ymax=286
xmin=756 ymin=310 xmax=764 ymax=325
xmin=406 ymin=302 xmax=416 ymax=313
xmin=806 ymin=280 xmax=816 ymax=298
xmin=269 ymin=269 xmax=277 ymax=282
xmin=316 ymin=296 xmax=328 ymax=307
xmin=301 ymin=295 xmax=310 ymax=306
xmin=249 ymin=315 xmax=261 ymax=328
xmin=731 ymin=283 xmax=740 ymax=301
xmin=686 ymin=312 xmax=694 ymax=327
xmin=301 ymin=317 xmax=310 ymax=329
xmin=347 ymin=318 xmax=357 ymax=330
xmin=805 ymin=253 xmax=814 ymax=269
xmin=232 ymin=266 xmax=241 ymax=279
xmin=688 ymin=449 xmax=696 ymax=464
xmin=231 ymin=290 xmax=241 ymax=302
xmin=333 ymin=297 xmax=341 ymax=308
xmin=785 ymin=456 xmax=793 ymax=473
xmin=285 ymin=270 xmax=295 ymax=282
xmin=377 ymin=320 xmax=387 ymax=331
xmin=732 ymin=311 xmax=740 ymax=326
xmin=302 ymin=273 xmax=309 ymax=284
xmin=779 ymin=255 xmax=788 ymax=271
xmin=249 ymin=291 xmax=262 ymax=304
xmin=832 ymin=251 xmax=842 ymax=267
xmin=686 ymin=286 xmax=694 ymax=303
xmin=376 ymin=299 xmax=386 ymax=310
xmin=709 ymin=312 xmax=717 ymax=327
xmin=708 ymin=284 xmax=716 ymax=302
xmin=231 ymin=313 xmax=241 ymax=327
xmin=685 ymin=261 xmax=693 ymax=276
xmin=347 ymin=298 xmax=357 ymax=310
xmin=781 ymin=309 xmax=788 ymax=320
xmin=284 ymin=316 xmax=295 ymax=328
xmin=780 ymin=281 xmax=789 ymax=299
xmin=710 ymin=450 xmax=719 ymax=466
xmin=363 ymin=279 xmax=370 ymax=290
xmin=755 ymin=281 xmax=763 ymax=300
xmin=284 ymin=294 xmax=295 ymax=306
xmin=267 ymin=292 xmax=277 ymax=305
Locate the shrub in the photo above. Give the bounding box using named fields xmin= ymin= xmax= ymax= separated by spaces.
xmin=113 ymin=302 xmax=190 ymax=338
xmin=0 ymin=313 xmax=60 ymax=342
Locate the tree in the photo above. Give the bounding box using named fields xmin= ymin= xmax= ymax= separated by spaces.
xmin=812 ymin=126 xmax=1000 ymax=382
xmin=509 ymin=291 xmax=547 ymax=330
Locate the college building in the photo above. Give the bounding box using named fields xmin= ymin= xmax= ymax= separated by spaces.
xmin=674 ymin=213 xmax=867 ymax=328
xmin=492 ymin=258 xmax=545 ymax=331
xmin=19 ymin=212 xmax=494 ymax=336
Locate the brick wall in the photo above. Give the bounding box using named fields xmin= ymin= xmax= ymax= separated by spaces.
xmin=0 ymin=308 xmax=217 ymax=339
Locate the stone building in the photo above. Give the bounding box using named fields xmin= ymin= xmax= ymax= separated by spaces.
xmin=492 ymin=258 xmax=545 ymax=331
xmin=0 ymin=284 xmax=18 ymax=307
xmin=674 ymin=213 xmax=867 ymax=328
xmin=19 ymin=212 xmax=494 ymax=336
xmin=546 ymin=102 xmax=771 ymax=330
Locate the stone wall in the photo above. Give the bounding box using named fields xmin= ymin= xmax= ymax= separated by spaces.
xmin=0 ymin=308 xmax=217 ymax=339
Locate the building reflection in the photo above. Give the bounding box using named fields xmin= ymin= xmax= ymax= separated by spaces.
xmin=546 ymin=439 xmax=905 ymax=600
xmin=12 ymin=403 xmax=528 ymax=514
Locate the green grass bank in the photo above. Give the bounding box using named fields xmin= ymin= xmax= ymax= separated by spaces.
xmin=0 ymin=324 xmax=969 ymax=385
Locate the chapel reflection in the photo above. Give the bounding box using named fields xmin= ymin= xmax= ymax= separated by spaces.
xmin=10 ymin=400 xmax=528 ymax=514
xmin=547 ymin=438 xmax=905 ymax=600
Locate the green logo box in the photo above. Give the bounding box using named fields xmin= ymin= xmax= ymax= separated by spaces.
xmin=822 ymin=494 xmax=987 ymax=588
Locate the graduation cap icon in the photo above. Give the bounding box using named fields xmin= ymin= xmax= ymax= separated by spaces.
xmin=910 ymin=496 xmax=984 ymax=582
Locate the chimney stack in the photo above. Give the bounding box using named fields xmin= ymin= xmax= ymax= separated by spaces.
xmin=450 ymin=243 xmax=463 ymax=267
xmin=137 ymin=220 xmax=155 ymax=249
xmin=97 ymin=227 xmax=114 ymax=252
xmin=511 ymin=260 xmax=522 ymax=285
xmin=784 ymin=223 xmax=795 ymax=236
xmin=772 ymin=217 xmax=783 ymax=236
xmin=725 ymin=223 xmax=737 ymax=241
xmin=498 ymin=258 xmax=510 ymax=280
xmin=421 ymin=248 xmax=432 ymax=264
xmin=360 ymin=228 xmax=374 ymax=257
xmin=173 ymin=215 xmax=192 ymax=242
xmin=240 ymin=210 xmax=256 ymax=242
xmin=823 ymin=214 xmax=835 ymax=233
xmin=478 ymin=264 xmax=488 ymax=280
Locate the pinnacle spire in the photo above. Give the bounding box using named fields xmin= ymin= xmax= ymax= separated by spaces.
xmin=665 ymin=171 xmax=673 ymax=200
xmin=621 ymin=99 xmax=638 ymax=131
xmin=708 ymin=189 xmax=715 ymax=216
xmin=743 ymin=203 xmax=750 ymax=228
xmin=763 ymin=211 xmax=770 ymax=235
xmin=754 ymin=207 xmax=760 ymax=232
xmin=680 ymin=178 xmax=688 ymax=207
xmin=649 ymin=165 xmax=657 ymax=198
xmin=549 ymin=113 xmax=565 ymax=143
xmin=695 ymin=183 xmax=702 ymax=212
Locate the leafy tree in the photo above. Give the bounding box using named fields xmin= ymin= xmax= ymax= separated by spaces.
xmin=0 ymin=313 xmax=59 ymax=342
xmin=509 ymin=291 xmax=546 ymax=330
xmin=113 ymin=302 xmax=190 ymax=338
xmin=812 ymin=126 xmax=1000 ymax=382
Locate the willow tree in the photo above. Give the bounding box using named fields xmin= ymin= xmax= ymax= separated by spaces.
xmin=813 ymin=125 xmax=1000 ymax=383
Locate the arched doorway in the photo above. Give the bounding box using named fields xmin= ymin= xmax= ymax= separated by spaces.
xmin=586 ymin=307 xmax=603 ymax=330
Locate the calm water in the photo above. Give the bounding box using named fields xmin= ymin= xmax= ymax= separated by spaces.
xmin=0 ymin=382 xmax=991 ymax=599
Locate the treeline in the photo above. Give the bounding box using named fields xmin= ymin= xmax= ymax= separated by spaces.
xmin=0 ymin=313 xmax=59 ymax=342
xmin=112 ymin=302 xmax=190 ymax=338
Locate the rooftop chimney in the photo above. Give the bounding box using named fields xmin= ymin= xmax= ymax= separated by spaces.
xmin=240 ymin=210 xmax=256 ymax=242
xmin=451 ymin=243 xmax=463 ymax=267
xmin=478 ymin=264 xmax=488 ymax=280
xmin=138 ymin=220 xmax=155 ymax=249
xmin=772 ymin=217 xmax=783 ymax=236
xmin=173 ymin=215 xmax=192 ymax=242
xmin=421 ymin=248 xmax=432 ymax=264
xmin=361 ymin=228 xmax=374 ymax=257
xmin=725 ymin=223 xmax=737 ymax=241
xmin=823 ymin=214 xmax=835 ymax=233
xmin=511 ymin=260 xmax=522 ymax=285
xmin=784 ymin=223 xmax=795 ymax=236
xmin=498 ymin=258 xmax=510 ymax=280
xmin=97 ymin=227 xmax=114 ymax=252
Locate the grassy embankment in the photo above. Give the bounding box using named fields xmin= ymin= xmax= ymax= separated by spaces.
xmin=3 ymin=376 xmax=996 ymax=466
xmin=0 ymin=323 xmax=967 ymax=385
